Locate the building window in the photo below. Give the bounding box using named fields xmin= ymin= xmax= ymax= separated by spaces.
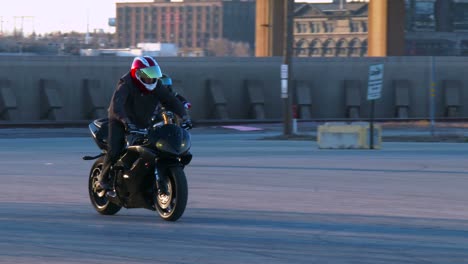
xmin=336 ymin=39 xmax=348 ymax=56
xmin=361 ymin=40 xmax=368 ymax=56
xmin=323 ymin=22 xmax=334 ymax=33
xmin=350 ymin=22 xmax=360 ymax=32
xmin=295 ymin=22 xmax=307 ymax=33
xmin=309 ymin=22 xmax=320 ymax=33
xmin=295 ymin=39 xmax=308 ymax=56
xmin=361 ymin=22 xmax=368 ymax=32
xmin=349 ymin=39 xmax=362 ymax=57
xmin=309 ymin=40 xmax=321 ymax=56
xmin=323 ymin=39 xmax=335 ymax=56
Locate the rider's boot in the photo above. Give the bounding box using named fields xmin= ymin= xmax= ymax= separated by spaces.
xmin=96 ymin=163 xmax=111 ymax=190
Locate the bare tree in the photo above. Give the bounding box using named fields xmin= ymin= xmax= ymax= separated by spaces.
xmin=206 ymin=38 xmax=231 ymax=56
xmin=206 ymin=38 xmax=251 ymax=57
xmin=232 ymin=42 xmax=251 ymax=57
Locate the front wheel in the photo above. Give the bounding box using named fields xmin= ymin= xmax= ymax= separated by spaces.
xmin=155 ymin=166 xmax=188 ymax=221
xmin=88 ymin=156 xmax=122 ymax=215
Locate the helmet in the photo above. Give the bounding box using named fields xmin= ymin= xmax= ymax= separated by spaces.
xmin=161 ymin=74 xmax=172 ymax=87
xmin=130 ymin=56 xmax=163 ymax=93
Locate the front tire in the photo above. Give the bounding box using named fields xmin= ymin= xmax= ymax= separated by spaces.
xmin=155 ymin=166 xmax=188 ymax=221
xmin=88 ymin=156 xmax=122 ymax=215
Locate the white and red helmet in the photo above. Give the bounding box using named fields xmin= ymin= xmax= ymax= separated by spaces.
xmin=130 ymin=56 xmax=163 ymax=93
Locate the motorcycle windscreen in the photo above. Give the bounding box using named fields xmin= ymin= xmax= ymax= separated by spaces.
xmin=152 ymin=124 xmax=191 ymax=156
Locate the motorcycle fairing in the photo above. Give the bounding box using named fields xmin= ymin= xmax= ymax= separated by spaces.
xmin=89 ymin=118 xmax=109 ymax=151
xmin=114 ymin=145 xmax=157 ymax=209
xmin=150 ymin=124 xmax=191 ymax=156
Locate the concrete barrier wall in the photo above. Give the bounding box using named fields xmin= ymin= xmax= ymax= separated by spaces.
xmin=0 ymin=56 xmax=466 ymax=122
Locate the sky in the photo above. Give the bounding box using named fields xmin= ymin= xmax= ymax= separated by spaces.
xmin=0 ymin=0 xmax=334 ymax=35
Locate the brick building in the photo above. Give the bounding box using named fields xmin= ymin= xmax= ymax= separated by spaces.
xmin=116 ymin=0 xmax=254 ymax=56
xmin=292 ymin=0 xmax=468 ymax=57
xmin=293 ymin=1 xmax=369 ymax=57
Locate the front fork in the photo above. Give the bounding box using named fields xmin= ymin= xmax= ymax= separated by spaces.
xmin=154 ymin=157 xmax=186 ymax=194
xmin=154 ymin=159 xmax=168 ymax=194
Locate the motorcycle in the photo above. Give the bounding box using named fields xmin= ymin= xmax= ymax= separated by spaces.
xmin=82 ymin=108 xmax=192 ymax=221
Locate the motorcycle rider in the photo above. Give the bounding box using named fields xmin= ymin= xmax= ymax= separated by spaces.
xmin=96 ymin=56 xmax=192 ymax=190
xmin=161 ymin=74 xmax=192 ymax=110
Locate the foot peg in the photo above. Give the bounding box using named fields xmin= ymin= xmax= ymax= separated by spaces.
xmin=106 ymin=190 xmax=117 ymax=198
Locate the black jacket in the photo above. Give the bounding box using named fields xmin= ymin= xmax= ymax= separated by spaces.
xmin=108 ymin=72 xmax=187 ymax=128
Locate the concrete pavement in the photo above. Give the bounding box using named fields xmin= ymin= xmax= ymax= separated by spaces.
xmin=0 ymin=127 xmax=467 ymax=263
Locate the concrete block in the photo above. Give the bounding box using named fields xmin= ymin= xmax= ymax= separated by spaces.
xmin=344 ymin=80 xmax=361 ymax=119
xmin=245 ymin=80 xmax=265 ymax=119
xmin=82 ymin=79 xmax=107 ymax=119
xmin=0 ymin=84 xmax=16 ymax=109
xmin=317 ymin=122 xmax=382 ymax=149
xmin=206 ymin=79 xmax=229 ymax=119
xmin=443 ymin=80 xmax=462 ymax=117
xmin=394 ymin=79 xmax=411 ymax=118
xmin=295 ymin=80 xmax=312 ymax=119
xmin=0 ymin=80 xmax=18 ymax=120
xmin=40 ymin=79 xmax=64 ymax=120
xmin=444 ymin=80 xmax=462 ymax=106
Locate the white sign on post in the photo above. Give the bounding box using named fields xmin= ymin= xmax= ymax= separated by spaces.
xmin=281 ymin=64 xmax=288 ymax=79
xmin=367 ymin=64 xmax=384 ymax=100
xmin=281 ymin=64 xmax=288 ymax=98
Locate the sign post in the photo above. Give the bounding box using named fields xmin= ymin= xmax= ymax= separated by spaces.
xmin=367 ymin=64 xmax=384 ymax=149
xmin=281 ymin=0 xmax=294 ymax=136
xmin=430 ymin=56 xmax=436 ymax=136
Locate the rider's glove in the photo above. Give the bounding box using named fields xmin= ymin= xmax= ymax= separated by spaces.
xmin=181 ymin=117 xmax=193 ymax=130
xmin=123 ymin=118 xmax=138 ymax=132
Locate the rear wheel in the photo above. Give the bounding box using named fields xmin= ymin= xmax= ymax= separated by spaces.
xmin=155 ymin=166 xmax=188 ymax=221
xmin=88 ymin=156 xmax=122 ymax=215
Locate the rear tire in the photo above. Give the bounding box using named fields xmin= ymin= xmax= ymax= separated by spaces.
xmin=155 ymin=166 xmax=188 ymax=221
xmin=88 ymin=156 xmax=122 ymax=215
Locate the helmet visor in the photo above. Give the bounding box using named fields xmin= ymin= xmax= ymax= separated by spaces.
xmin=139 ymin=65 xmax=163 ymax=79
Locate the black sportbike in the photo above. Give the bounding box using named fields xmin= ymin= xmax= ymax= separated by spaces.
xmin=83 ymin=109 xmax=192 ymax=221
